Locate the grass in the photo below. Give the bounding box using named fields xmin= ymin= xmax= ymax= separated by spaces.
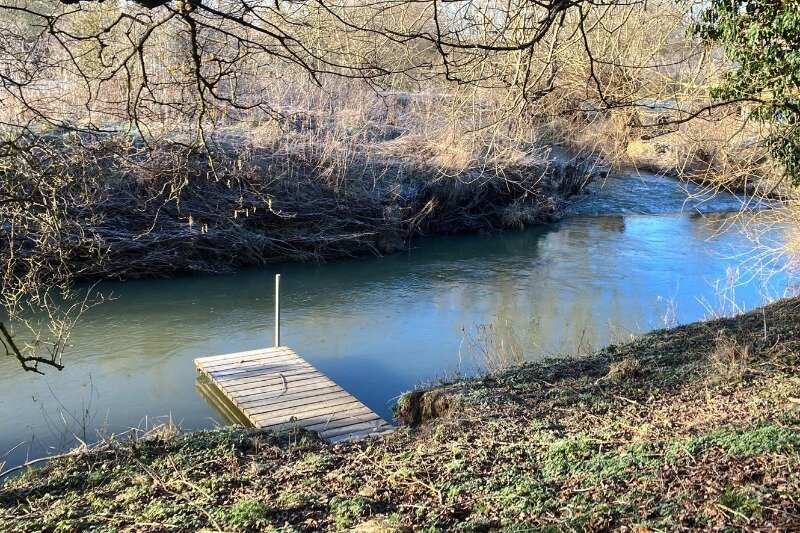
xmin=218 ymin=500 xmax=274 ymax=532
xmin=1 ymin=296 xmax=799 ymax=531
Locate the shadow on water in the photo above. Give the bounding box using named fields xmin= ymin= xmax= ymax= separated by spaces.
xmin=311 ymin=354 xmax=412 ymax=417
xmin=195 ymin=376 xmax=254 ymax=427
xmin=0 ymin=172 xmax=795 ymax=470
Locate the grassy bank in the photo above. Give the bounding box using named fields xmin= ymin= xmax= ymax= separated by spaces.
xmin=2 ymin=298 xmax=799 ymax=531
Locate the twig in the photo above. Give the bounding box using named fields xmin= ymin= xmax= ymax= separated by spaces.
xmin=0 ymin=449 xmax=89 ymax=480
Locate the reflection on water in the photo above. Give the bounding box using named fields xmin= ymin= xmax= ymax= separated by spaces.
xmin=0 ymin=174 xmax=794 ymax=470
xmin=196 ymin=376 xmax=253 ymax=427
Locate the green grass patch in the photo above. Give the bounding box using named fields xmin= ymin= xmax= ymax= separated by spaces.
xmin=679 ymin=423 xmax=800 ymax=458
xmin=329 ymin=496 xmax=367 ymax=530
xmin=219 ymin=499 xmax=274 ymax=532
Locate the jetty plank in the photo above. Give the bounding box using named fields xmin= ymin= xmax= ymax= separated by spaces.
xmin=260 ymin=405 xmax=377 ymax=430
xmin=194 ymin=347 xmax=394 ymax=443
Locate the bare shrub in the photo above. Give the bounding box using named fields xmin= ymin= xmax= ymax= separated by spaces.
xmin=459 ymin=321 xmax=524 ymax=375
xmin=699 ymin=266 xmax=746 ymax=320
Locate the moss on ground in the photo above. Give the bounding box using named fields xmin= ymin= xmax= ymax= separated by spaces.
xmin=2 ymin=297 xmax=800 ymax=531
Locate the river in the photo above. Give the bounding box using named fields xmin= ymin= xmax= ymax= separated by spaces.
xmin=0 ymin=172 xmax=794 ymax=470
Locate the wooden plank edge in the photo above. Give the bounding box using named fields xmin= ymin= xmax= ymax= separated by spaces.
xmin=196 ymin=365 xmax=261 ymax=427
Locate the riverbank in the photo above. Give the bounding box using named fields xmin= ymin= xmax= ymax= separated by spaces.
xmin=2 ymin=296 xmax=798 ymax=530
xmin=5 ymin=99 xmax=791 ymax=289
xmin=2 ymin=122 xmax=600 ymax=284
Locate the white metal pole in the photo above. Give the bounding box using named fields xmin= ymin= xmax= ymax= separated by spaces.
xmin=274 ymin=274 xmax=281 ymax=348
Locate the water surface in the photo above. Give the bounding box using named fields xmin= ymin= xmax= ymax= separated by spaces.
xmin=0 ymin=173 xmax=793 ymax=470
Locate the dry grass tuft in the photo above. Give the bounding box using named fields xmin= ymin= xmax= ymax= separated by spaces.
xmin=607 ymin=358 xmax=642 ymax=381
xmin=709 ymin=333 xmax=751 ymax=382
xmin=394 ymin=389 xmax=459 ymax=427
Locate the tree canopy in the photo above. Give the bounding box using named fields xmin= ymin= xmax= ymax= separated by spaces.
xmin=693 ymin=0 xmax=800 ymax=185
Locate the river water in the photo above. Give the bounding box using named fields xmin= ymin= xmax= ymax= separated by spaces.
xmin=0 ymin=172 xmax=794 ymax=469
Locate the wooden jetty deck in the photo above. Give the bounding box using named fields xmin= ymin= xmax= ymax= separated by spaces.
xmin=194 ymin=346 xmax=394 ymax=443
